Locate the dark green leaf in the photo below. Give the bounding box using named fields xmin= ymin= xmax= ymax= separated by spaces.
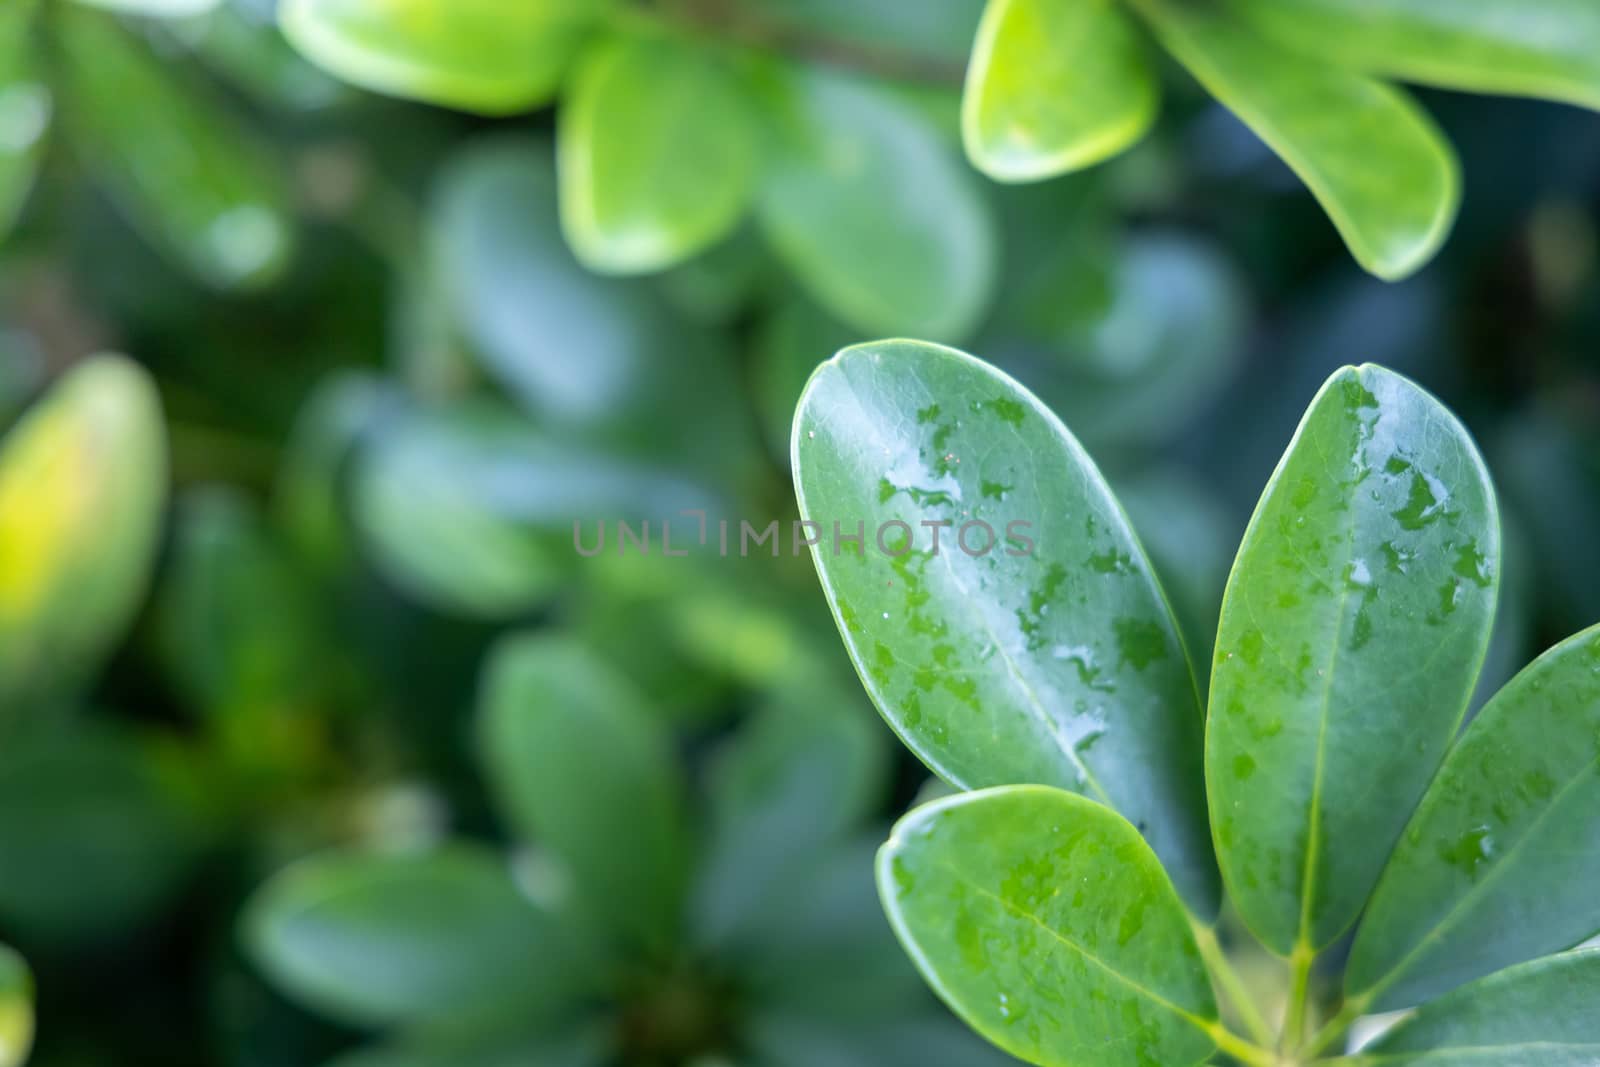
xmin=328 ymin=1023 xmax=610 ymax=1067
xmin=792 ymin=340 xmax=1217 ymax=914
xmin=1128 ymin=0 xmax=1459 ymax=280
xmin=1207 ymin=364 xmax=1499 ymax=955
xmin=963 ymin=0 xmax=1158 ymax=181
xmin=746 ymin=1013 xmax=1018 ymax=1067
xmin=878 ymin=786 xmax=1221 ymax=1067
xmin=559 ymin=30 xmax=758 ymax=273
xmin=1346 ymin=623 xmax=1600 ymax=1010
xmin=478 ymin=633 xmax=691 ymax=952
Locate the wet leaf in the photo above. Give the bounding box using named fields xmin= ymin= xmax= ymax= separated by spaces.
xmin=1129 ymin=0 xmax=1459 ymax=280
xmin=478 ymin=633 xmax=691 ymax=952
xmin=57 ymin=9 xmax=294 ymax=289
xmin=1228 ymin=0 xmax=1600 ymax=112
xmin=279 ymin=0 xmax=607 ymax=114
xmin=1207 ymin=364 xmax=1499 ymax=956
xmin=878 ymin=786 xmax=1220 ymax=1067
xmin=559 ymin=30 xmax=758 ymax=273
xmin=758 ymin=67 xmax=997 ymax=341
xmin=0 ymin=945 xmax=31 ymax=1067
xmin=792 ymin=340 xmax=1217 ymax=914
xmin=963 ymin=0 xmax=1158 ymax=181
xmin=1346 ymin=623 xmax=1600 ymax=1011
xmin=245 ymin=845 xmax=572 ymax=1028
xmin=1345 ymin=949 xmax=1600 ymax=1066
xmin=0 ymin=356 xmax=165 ymax=714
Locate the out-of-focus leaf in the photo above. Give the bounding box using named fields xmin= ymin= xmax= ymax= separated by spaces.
xmin=738 ymin=0 xmax=984 ymax=67
xmin=1130 ymin=0 xmax=1459 ymax=280
xmin=1346 ymin=623 xmax=1600 ymax=1011
xmin=0 ymin=724 xmax=203 ymax=943
xmin=67 ymin=0 xmax=222 ymax=16
xmin=0 ymin=3 xmax=49 ymax=240
xmin=879 ymin=786 xmax=1221 ymax=1067
xmin=1229 ymin=0 xmax=1600 ymax=112
xmin=329 ymin=1024 xmax=611 ymax=1067
xmin=0 ymin=946 xmax=31 ymax=1067
xmin=478 ymin=633 xmax=690 ymax=953
xmin=0 ymin=356 xmax=165 ymax=714
xmin=1207 ymin=365 xmax=1498 ymax=956
xmin=753 ymin=296 xmax=861 ymax=459
xmin=245 ymin=845 xmax=576 ymax=1028
xmin=746 ymin=1014 xmax=1018 ymax=1067
xmin=792 ymin=340 xmax=1218 ymax=915
xmin=183 ymin=0 xmax=346 ymax=111
xmin=353 ymin=402 xmax=715 ymax=617
xmin=559 ymin=31 xmax=758 ymax=274
xmin=279 ymin=0 xmax=607 ymax=114
xmin=1345 ymin=950 xmax=1600 ymax=1066
xmin=57 ymin=9 xmax=294 ymax=289
xmin=693 ymin=693 xmax=887 ymax=949
xmin=963 ymin=0 xmax=1157 ymax=181
xmin=758 ymin=66 xmax=997 ymax=341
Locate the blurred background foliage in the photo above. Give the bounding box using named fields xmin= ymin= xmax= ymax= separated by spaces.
xmin=0 ymin=0 xmax=1597 ymax=1065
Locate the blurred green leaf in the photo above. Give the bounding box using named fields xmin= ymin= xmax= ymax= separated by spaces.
xmin=0 ymin=356 xmax=165 ymax=715
xmin=1346 ymin=623 xmax=1600 ymax=1012
xmin=478 ymin=633 xmax=691 ymax=953
xmin=183 ymin=0 xmax=347 ymax=111
xmin=758 ymin=67 xmax=997 ymax=341
xmin=0 ymin=945 xmax=31 ymax=1067
xmin=737 ymin=0 xmax=984 ymax=67
xmin=1207 ymin=365 xmax=1498 ymax=956
xmin=963 ymin=0 xmax=1157 ymax=181
xmin=1347 ymin=949 xmax=1600 ymax=1065
xmin=0 ymin=3 xmax=49 ymax=240
xmin=329 ymin=1024 xmax=610 ymax=1067
xmin=746 ymin=1014 xmax=1019 ymax=1067
xmin=878 ymin=786 xmax=1220 ymax=1067
xmin=0 ymin=724 xmax=203 ymax=944
xmin=279 ymin=0 xmax=608 ymax=114
xmin=1229 ymin=0 xmax=1600 ymax=112
xmin=753 ymin=296 xmax=861 ymax=459
xmin=57 ymin=9 xmax=294 ymax=289
xmin=1130 ymin=0 xmax=1460 ymax=280
xmin=791 ymin=340 xmax=1217 ymax=915
xmin=245 ymin=845 xmax=575 ymax=1028
xmin=560 ymin=30 xmax=758 ymax=274
xmin=67 ymin=0 xmax=222 ymax=15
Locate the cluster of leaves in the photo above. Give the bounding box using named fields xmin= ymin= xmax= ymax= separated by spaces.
xmin=792 ymin=340 xmax=1600 ymax=1064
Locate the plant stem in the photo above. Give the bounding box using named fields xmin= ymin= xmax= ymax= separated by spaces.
xmin=1280 ymin=943 xmax=1316 ymax=1053
xmin=1208 ymin=1023 xmax=1279 ymax=1067
xmin=1299 ymin=994 xmax=1371 ymax=1060
xmin=1192 ymin=921 xmax=1275 ymax=1048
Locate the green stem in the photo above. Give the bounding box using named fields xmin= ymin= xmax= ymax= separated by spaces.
xmin=1280 ymin=943 xmax=1315 ymax=1054
xmin=1208 ymin=1024 xmax=1279 ymax=1067
xmin=1299 ymin=993 xmax=1372 ymax=1060
xmin=1193 ymin=922 xmax=1275 ymax=1048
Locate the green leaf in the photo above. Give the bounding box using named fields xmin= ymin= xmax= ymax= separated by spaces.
xmin=0 ymin=4 xmax=49 ymax=241
xmin=279 ymin=0 xmax=607 ymax=115
xmin=962 ymin=0 xmax=1158 ymax=181
xmin=245 ymin=845 xmax=575 ymax=1028
xmin=328 ymin=1023 xmax=610 ymax=1067
xmin=67 ymin=0 xmax=221 ymax=16
xmin=478 ymin=633 xmax=691 ymax=952
xmin=1206 ymin=364 xmax=1499 ymax=956
xmin=56 ymin=10 xmax=294 ymax=289
xmin=791 ymin=340 xmax=1217 ymax=915
xmin=1345 ymin=623 xmax=1600 ymax=1011
xmin=0 ymin=945 xmax=32 ymax=1067
xmin=1127 ymin=0 xmax=1459 ymax=280
xmin=758 ymin=67 xmax=997 ymax=341
xmin=878 ymin=785 xmax=1221 ymax=1067
xmin=1227 ymin=0 xmax=1600 ymax=113
xmin=1345 ymin=949 xmax=1600 ymax=1066
xmin=0 ymin=356 xmax=166 ymax=714
xmin=559 ymin=30 xmax=758 ymax=273
xmin=747 ymin=1013 xmax=1017 ymax=1067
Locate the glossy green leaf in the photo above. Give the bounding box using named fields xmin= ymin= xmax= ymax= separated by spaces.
xmin=478 ymin=633 xmax=691 ymax=951
xmin=0 ymin=356 xmax=165 ymax=714
xmin=67 ymin=0 xmax=221 ymax=16
xmin=279 ymin=0 xmax=607 ymax=115
xmin=1345 ymin=949 xmax=1600 ymax=1066
xmin=1346 ymin=623 xmax=1600 ymax=1011
xmin=1128 ymin=0 xmax=1459 ymax=280
xmin=559 ymin=31 xmax=758 ymax=273
xmin=758 ymin=67 xmax=997 ymax=341
xmin=57 ymin=9 xmax=294 ymax=289
xmin=1228 ymin=0 xmax=1600 ymax=112
xmin=0 ymin=945 xmax=32 ymax=1067
xmin=1207 ymin=364 xmax=1499 ymax=956
xmin=963 ymin=0 xmax=1158 ymax=181
xmin=245 ymin=845 xmax=572 ymax=1028
xmin=792 ymin=340 xmax=1217 ymax=914
xmin=878 ymin=786 xmax=1220 ymax=1067
xmin=0 ymin=4 xmax=49 ymax=241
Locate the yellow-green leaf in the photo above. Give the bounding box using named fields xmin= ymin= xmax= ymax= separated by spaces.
xmin=0 ymin=946 xmax=31 ymax=1067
